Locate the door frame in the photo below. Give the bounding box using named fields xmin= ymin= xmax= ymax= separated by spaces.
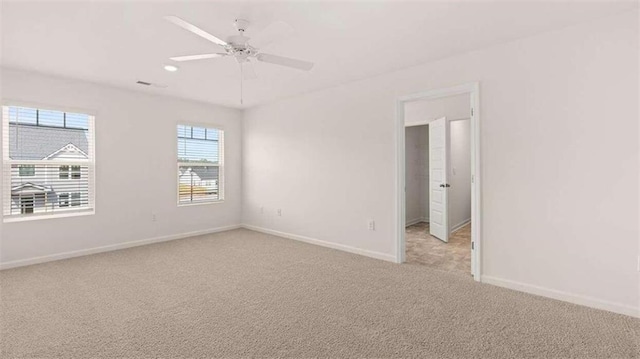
xmin=395 ymin=82 xmax=482 ymax=281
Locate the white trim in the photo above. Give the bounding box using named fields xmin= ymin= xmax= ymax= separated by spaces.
xmin=3 ymin=209 xmax=94 ymax=223
xmin=395 ymin=82 xmax=482 ymax=282
xmin=242 ymin=224 xmax=397 ymax=263
xmin=11 ymin=182 xmax=49 ymax=192
xmin=1 ymin=99 xmax=98 ymax=117
xmin=176 ymin=120 xmax=227 ymax=132
xmin=42 ymin=143 xmax=88 ymax=160
xmin=482 ymin=275 xmax=640 ymax=318
xmin=177 ymin=199 xmax=225 ymax=207
xmin=450 ymin=218 xmax=471 ymax=233
xmin=0 ymin=224 xmax=241 ymax=270
xmin=405 ymin=117 xmax=470 ymax=128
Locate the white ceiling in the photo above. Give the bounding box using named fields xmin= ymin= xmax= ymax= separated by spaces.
xmin=1 ymin=1 xmax=637 ymax=109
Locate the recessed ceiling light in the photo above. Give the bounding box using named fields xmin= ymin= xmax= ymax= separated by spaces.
xmin=164 ymin=65 xmax=179 ymax=72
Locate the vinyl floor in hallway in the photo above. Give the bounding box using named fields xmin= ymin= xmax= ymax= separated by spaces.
xmin=405 ymin=222 xmax=472 ymax=275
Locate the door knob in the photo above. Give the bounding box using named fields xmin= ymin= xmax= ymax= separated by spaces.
xmin=439 ymin=183 xmax=451 ymax=188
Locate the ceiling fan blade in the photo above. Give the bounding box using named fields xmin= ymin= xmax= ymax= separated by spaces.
xmin=250 ymin=21 xmax=294 ymax=49
xmin=256 ymin=53 xmax=314 ymax=71
xmin=241 ymin=61 xmax=257 ymax=80
xmin=165 ymin=16 xmax=227 ymax=47
xmin=170 ymin=53 xmax=227 ymax=62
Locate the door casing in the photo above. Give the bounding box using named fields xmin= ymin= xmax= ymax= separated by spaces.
xmin=395 ymin=82 xmax=482 ymax=281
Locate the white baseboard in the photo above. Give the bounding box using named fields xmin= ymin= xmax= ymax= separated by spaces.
xmin=0 ymin=224 xmax=242 ymax=270
xmin=450 ymin=218 xmax=471 ymax=233
xmin=405 ymin=217 xmax=428 ymax=227
xmin=242 ymin=224 xmax=397 ymax=263
xmin=482 ymin=275 xmax=639 ymax=318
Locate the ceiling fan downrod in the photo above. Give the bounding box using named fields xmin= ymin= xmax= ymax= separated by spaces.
xmin=240 ymin=63 xmax=243 ymax=105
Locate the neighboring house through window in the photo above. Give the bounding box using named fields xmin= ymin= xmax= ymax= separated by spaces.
xmin=2 ymin=105 xmax=95 ymax=219
xmin=177 ymin=124 xmax=224 ymax=205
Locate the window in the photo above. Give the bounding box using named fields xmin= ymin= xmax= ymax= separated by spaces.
xmin=71 ymin=165 xmax=81 ymax=179
xmin=177 ymin=124 xmax=224 ymax=205
xmin=2 ymin=106 xmax=95 ymax=219
xmin=59 ymin=165 xmax=69 ymax=179
xmin=59 ymin=193 xmax=69 ymax=207
xmin=70 ymin=192 xmax=81 ymax=206
xmin=18 ymin=165 xmax=35 ymax=177
xmin=60 ymin=165 xmax=81 ymax=179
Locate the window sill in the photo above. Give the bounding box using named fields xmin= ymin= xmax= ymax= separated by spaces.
xmin=3 ymin=209 xmax=95 ymax=223
xmin=178 ymin=200 xmax=225 ymax=207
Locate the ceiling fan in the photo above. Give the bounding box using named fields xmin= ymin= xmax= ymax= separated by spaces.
xmin=165 ymin=16 xmax=314 ymax=104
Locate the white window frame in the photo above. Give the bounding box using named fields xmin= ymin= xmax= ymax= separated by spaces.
xmin=2 ymin=103 xmax=96 ymax=222
xmin=176 ymin=123 xmax=224 ymax=206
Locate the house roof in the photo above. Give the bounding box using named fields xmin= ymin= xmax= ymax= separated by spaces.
xmin=11 ymin=182 xmax=53 ymax=194
xmin=9 ymin=123 xmax=89 ymax=160
xmin=180 ymin=166 xmax=219 ymax=181
xmin=44 ymin=143 xmax=89 ymax=160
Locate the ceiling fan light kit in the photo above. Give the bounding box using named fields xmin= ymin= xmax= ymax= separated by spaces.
xmin=165 ymin=16 xmax=314 ymax=105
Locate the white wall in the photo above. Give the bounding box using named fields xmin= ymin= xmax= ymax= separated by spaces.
xmin=449 ymin=119 xmax=471 ymax=231
xmin=243 ymin=10 xmax=639 ymax=316
xmin=0 ymin=68 xmax=243 ymax=265
xmin=404 ymin=94 xmax=470 ymax=126
xmin=404 ymin=125 xmax=428 ymax=225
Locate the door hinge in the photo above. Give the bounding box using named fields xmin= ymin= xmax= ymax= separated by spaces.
xmin=471 ymin=108 xmax=474 ymax=116
xmin=471 ymin=242 xmax=475 ymax=250
xmin=471 ymin=175 xmax=474 ymax=183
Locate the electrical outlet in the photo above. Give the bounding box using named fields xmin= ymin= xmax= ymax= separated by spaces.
xmin=277 ymin=209 xmax=282 ymax=216
xmin=368 ymin=220 xmax=375 ymax=231
xmin=152 ymin=213 xmax=157 ymax=222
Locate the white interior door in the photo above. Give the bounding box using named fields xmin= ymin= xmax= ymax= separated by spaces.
xmin=429 ymin=117 xmax=449 ymax=242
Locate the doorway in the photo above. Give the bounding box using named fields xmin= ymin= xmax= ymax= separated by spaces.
xmin=395 ymin=83 xmax=481 ymax=281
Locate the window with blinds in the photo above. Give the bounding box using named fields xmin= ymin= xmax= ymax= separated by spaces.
xmin=177 ymin=124 xmax=224 ymax=205
xmin=2 ymin=105 xmax=95 ymax=219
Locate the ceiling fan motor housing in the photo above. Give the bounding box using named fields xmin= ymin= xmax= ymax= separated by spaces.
xmin=227 ymin=19 xmax=256 ymax=62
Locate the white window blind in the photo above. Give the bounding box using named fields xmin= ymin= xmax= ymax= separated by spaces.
xmin=177 ymin=124 xmax=224 ymax=205
xmin=2 ymin=106 xmax=95 ymax=219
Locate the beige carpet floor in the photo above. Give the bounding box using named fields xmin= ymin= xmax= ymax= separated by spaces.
xmin=1 ymin=229 xmax=638 ymax=358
